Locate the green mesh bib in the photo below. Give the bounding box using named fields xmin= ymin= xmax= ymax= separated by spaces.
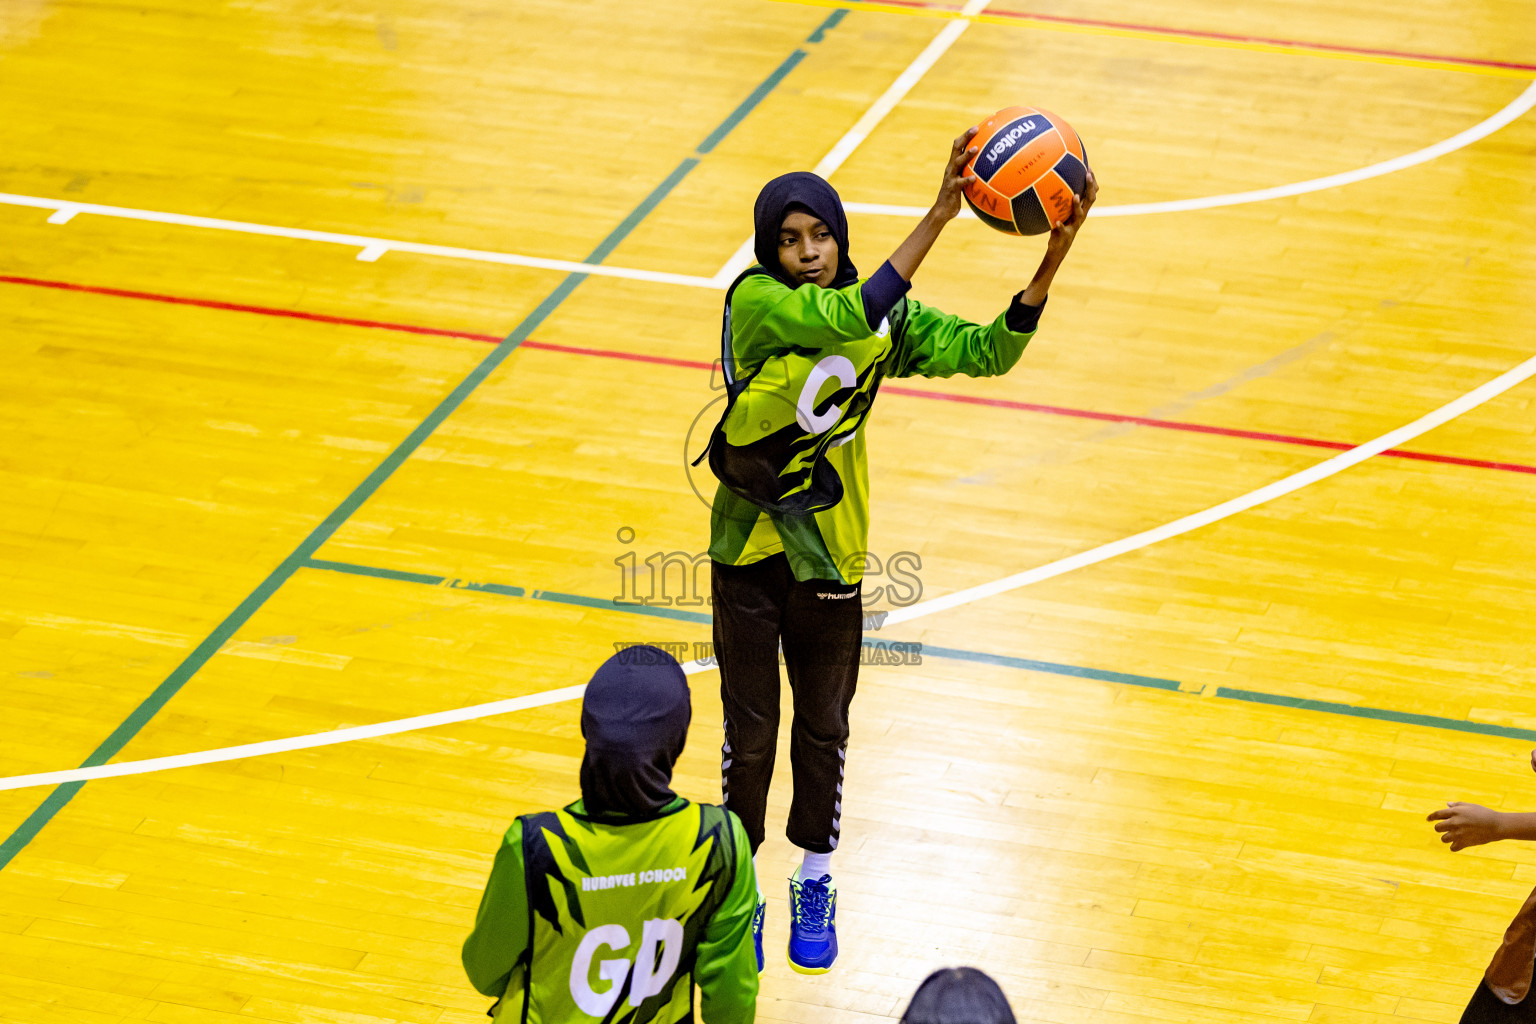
xmin=507 ymin=803 xmax=738 ymax=1024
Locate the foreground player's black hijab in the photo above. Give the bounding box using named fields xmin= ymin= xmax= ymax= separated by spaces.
xmin=578 ymin=646 xmax=692 ymax=819
xmin=752 ymin=171 xmax=859 ymax=288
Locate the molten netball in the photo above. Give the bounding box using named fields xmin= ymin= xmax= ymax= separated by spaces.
xmin=962 ymin=106 xmax=1089 ymax=235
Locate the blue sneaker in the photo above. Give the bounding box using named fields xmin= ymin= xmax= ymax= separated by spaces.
xmin=786 ymin=873 xmax=837 ymax=973
xmin=752 ymin=896 xmax=767 ymax=974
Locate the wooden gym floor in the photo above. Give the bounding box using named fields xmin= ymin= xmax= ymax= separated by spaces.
xmin=2 ymin=0 xmax=1535 ymax=1021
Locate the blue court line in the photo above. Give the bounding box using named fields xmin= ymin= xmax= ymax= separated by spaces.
xmin=0 ymin=9 xmax=853 ymax=873
xmin=300 ymin=557 xmax=1536 ymax=745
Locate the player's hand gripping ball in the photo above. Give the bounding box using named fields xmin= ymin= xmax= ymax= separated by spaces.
xmin=962 ymin=106 xmax=1089 ymax=235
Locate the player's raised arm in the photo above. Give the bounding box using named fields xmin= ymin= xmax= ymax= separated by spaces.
xmin=885 ymin=127 xmax=981 ymax=283
xmin=1017 ymin=167 xmax=1098 ymax=308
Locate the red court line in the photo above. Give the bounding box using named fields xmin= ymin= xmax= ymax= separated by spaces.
xmin=853 ymin=0 xmax=1536 ymax=73
xmin=0 ymin=274 xmax=503 ymax=343
xmin=880 ymin=386 xmax=1536 ymax=476
xmin=6 ymin=273 xmax=1533 ymax=478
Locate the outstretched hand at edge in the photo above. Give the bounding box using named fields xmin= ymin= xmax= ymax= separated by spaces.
xmin=1427 ymin=801 xmax=1505 ymax=852
xmin=1425 ymin=751 xmax=1536 ymax=852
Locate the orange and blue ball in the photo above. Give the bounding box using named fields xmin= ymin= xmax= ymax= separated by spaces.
xmin=962 ymin=106 xmax=1089 ymax=235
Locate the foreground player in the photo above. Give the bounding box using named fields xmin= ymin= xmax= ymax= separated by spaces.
xmin=462 ymin=647 xmax=758 ymax=1023
xmin=1429 ymin=750 xmax=1536 ymax=1022
xmin=700 ymin=131 xmax=1097 ymax=973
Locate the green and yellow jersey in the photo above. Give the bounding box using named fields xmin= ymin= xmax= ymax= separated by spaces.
xmin=462 ymin=798 xmax=758 ymax=1024
xmin=705 ymin=269 xmax=1038 ymax=584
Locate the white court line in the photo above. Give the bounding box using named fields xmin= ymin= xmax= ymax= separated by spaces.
xmin=0 ymin=192 xmax=721 ymax=290
xmin=711 ymin=0 xmax=994 ymax=285
xmin=0 ymin=2 xmax=1002 ymax=795
xmin=884 ymin=349 xmax=1536 ymax=624
xmin=4 ymin=35 xmax=1534 ymax=793
xmin=845 ymin=79 xmax=1536 ymax=222
xmin=6 ymin=80 xmax=1531 ymax=293
xmin=4 ymin=346 xmax=1536 ymax=791
xmin=0 ymin=687 xmax=586 ymax=792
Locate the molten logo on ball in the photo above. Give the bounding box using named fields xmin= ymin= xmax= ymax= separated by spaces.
xmin=982 ymin=118 xmax=1037 ymax=164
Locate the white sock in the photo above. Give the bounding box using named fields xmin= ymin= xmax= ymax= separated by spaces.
xmin=753 ymin=854 xmax=766 ymax=902
xmin=798 ymin=851 xmax=832 ymax=881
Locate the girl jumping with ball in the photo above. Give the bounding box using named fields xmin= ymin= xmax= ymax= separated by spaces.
xmin=698 ymin=127 xmax=1097 ymax=974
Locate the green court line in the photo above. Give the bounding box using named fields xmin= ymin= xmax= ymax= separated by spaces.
xmin=532 ymin=589 xmax=714 ymax=623
xmin=304 ymin=557 xmax=1536 ymax=746
xmin=697 ymin=10 xmax=847 ymax=153
xmin=0 ymin=8 xmax=852 ymax=873
xmin=1217 ymin=688 xmax=1536 ymax=743
xmin=304 ymin=557 xmax=708 ymax=622
xmin=917 ymin=643 xmax=1183 ymax=690
xmin=299 ymin=558 xmax=1201 ymax=692
xmin=698 ymin=57 xmax=806 ymax=154
xmin=305 ymin=559 xmax=451 ymax=588
xmin=805 ymin=7 xmax=848 ymax=43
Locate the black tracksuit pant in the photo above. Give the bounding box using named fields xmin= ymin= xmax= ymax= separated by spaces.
xmin=1462 ymin=978 xmax=1536 ymax=1023
xmin=712 ymin=554 xmax=863 ymax=855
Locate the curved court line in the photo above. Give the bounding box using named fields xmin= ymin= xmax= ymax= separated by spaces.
xmin=3 ymin=16 xmax=1532 ymax=797
xmin=6 ymin=81 xmax=1529 ymax=292
xmin=0 ymin=687 xmax=587 ymax=792
xmin=4 ymin=347 xmax=1535 ymax=791
xmin=844 ymin=79 xmax=1536 ymax=220
xmin=882 ymin=349 xmax=1536 ymax=625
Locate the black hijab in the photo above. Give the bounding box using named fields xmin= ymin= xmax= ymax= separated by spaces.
xmin=578 ymin=646 xmax=692 ymax=820
xmin=752 ymin=171 xmax=859 ymax=289
xmin=900 ymin=968 xmax=1018 ymax=1024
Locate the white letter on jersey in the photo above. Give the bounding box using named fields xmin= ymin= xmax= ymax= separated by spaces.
xmin=569 ymin=924 xmax=632 ymax=1017
xmin=795 ymin=355 xmax=857 ymax=434
xmin=628 ymin=918 xmax=685 ymax=1006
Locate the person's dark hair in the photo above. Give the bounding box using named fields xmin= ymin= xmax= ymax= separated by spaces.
xmin=900 ymin=967 xmax=1016 ymax=1024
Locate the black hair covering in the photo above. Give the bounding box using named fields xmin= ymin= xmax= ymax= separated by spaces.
xmin=900 ymin=968 xmax=1018 ymax=1024
xmin=752 ymin=171 xmax=859 ymax=289
xmin=579 ymin=645 xmax=692 ymax=819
